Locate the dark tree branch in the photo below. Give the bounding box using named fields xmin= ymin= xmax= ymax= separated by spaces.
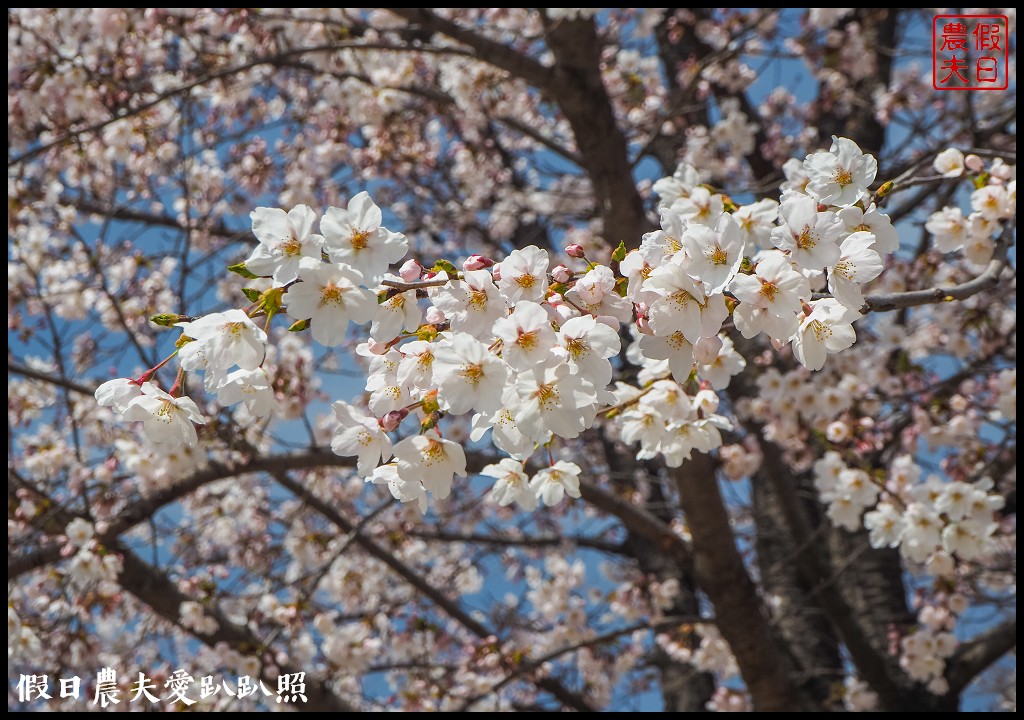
xmin=671 ymin=453 xmax=807 ymax=711
xmin=115 ymin=544 xmax=357 ymax=712
xmin=860 ymin=227 xmax=1014 ymax=313
xmin=383 ymin=9 xmax=550 ymax=86
xmin=945 ymin=618 xmax=1017 ymax=694
xmin=9 ymin=360 xmax=96 ymax=396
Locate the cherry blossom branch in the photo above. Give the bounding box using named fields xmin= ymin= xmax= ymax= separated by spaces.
xmin=407 ymin=529 xmax=625 ymax=555
xmin=577 ymin=479 xmax=692 ymax=567
xmin=7 ymin=450 xmax=357 ymax=582
xmin=8 ymin=40 xmax=475 ymax=168
xmin=382 ymin=9 xmax=552 ymax=88
xmin=859 ymin=225 xmax=1013 ymax=313
xmin=269 ymin=468 xmax=598 ymax=712
xmin=380 ymin=277 xmax=452 ymax=292
xmin=10 ymin=468 xmax=357 ymax=710
xmin=8 ymin=359 xmax=95 ymax=396
xmin=495 ymin=114 xmax=583 ymax=166
xmin=457 ymin=616 xmax=705 ymax=711
xmin=115 ymin=544 xmax=358 ymax=712
xmin=944 ymin=617 xmax=1017 ymax=694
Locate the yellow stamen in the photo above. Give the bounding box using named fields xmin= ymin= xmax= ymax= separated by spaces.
xmin=515 ymin=274 xmax=536 ymax=289
xmin=351 ymin=230 xmax=372 ymax=250
xmin=759 ymin=281 xmax=779 ymax=303
xmin=796 ymin=227 xmax=816 ymax=250
xmin=461 ymin=364 xmax=484 ymax=385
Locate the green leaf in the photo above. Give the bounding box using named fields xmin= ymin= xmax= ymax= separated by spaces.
xmin=432 ymin=259 xmax=459 ymax=276
xmin=611 ymin=240 xmax=627 ymax=263
xmin=241 ymin=288 xmax=261 ymax=303
xmin=228 ymin=262 xmax=260 ymax=279
xmin=288 ymin=319 xmax=310 ymax=332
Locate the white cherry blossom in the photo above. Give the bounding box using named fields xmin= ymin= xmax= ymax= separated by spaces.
xmin=791 ymin=299 xmax=860 ymax=371
xmin=530 ymin=461 xmax=583 ymax=507
xmin=177 ymin=309 xmax=267 ymax=371
xmin=827 ymin=231 xmax=883 ymax=310
xmin=495 ymin=245 xmax=549 ymax=304
xmin=216 ymin=367 xmax=276 ymax=416
xmin=332 ymin=400 xmax=393 ymax=477
xmin=430 ymin=269 xmax=507 ymax=340
xmin=95 ymin=378 xmax=142 ymax=413
xmin=513 ymin=363 xmax=597 ymax=443
xmin=392 ymin=433 xmax=467 ymax=500
xmin=246 ymin=204 xmax=325 ymax=285
xmin=482 ymin=458 xmax=537 ymax=510
xmin=771 ymin=194 xmax=842 ymax=270
xmin=285 ymin=260 xmax=377 ymax=347
xmin=493 ymin=301 xmax=558 ymax=371
xmin=124 ymin=382 xmax=206 ymax=446
xmin=729 ymin=251 xmax=809 ymax=319
xmin=432 ymin=334 xmax=509 ymax=415
xmin=804 ymin=135 xmax=877 ymax=206
xmin=320 ymin=192 xmax=409 ymax=282
xmin=565 ymin=265 xmax=633 ymax=322
xmin=370 ymin=287 xmax=421 ymax=342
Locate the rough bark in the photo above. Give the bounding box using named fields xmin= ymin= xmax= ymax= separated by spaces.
xmin=750 ymin=469 xmax=844 ymax=708
xmin=672 ymin=453 xmax=811 ymax=711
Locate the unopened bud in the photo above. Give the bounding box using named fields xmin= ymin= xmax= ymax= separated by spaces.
xmin=491 ymin=264 xmax=501 ymax=282
xmin=816 ymin=202 xmax=829 ymax=213
xmin=551 ymin=264 xmax=573 ymax=283
xmin=636 ymin=316 xmax=653 ymax=335
xmin=565 ymin=243 xmax=586 ymax=259
xmin=964 ymin=154 xmax=984 ymax=172
xmin=463 ymin=254 xmax=494 ymax=271
xmin=420 ymin=411 xmax=442 ymax=433
xmin=694 ymin=335 xmax=723 ymax=365
xmin=380 ymin=409 xmax=409 ymax=432
xmin=425 ymin=306 xmax=446 ymax=324
xmin=151 ymin=313 xmax=190 ymax=327
xmin=399 ymin=259 xmax=423 ymax=282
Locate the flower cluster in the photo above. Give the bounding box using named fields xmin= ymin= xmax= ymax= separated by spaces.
xmin=93 ymin=138 xmax=1008 ymax=517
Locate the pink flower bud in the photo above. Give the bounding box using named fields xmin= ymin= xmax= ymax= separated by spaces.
xmin=694 ymin=335 xmax=723 ymax=365
xmin=490 ymin=264 xmax=501 ymax=281
xmin=636 ymin=316 xmax=653 ymax=335
xmin=964 ymin=154 xmax=984 ymax=172
xmin=365 ymin=339 xmax=390 ymax=355
xmin=425 ymin=306 xmax=446 ymax=324
xmin=399 ymin=259 xmax=423 ymax=282
xmin=551 ymin=264 xmax=573 ymax=283
xmin=565 ymin=243 xmax=586 ymax=259
xmin=635 ymin=302 xmax=650 ymax=318
xmin=380 ymin=408 xmax=409 ymax=432
xmin=463 ymin=254 xmax=495 ymax=271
